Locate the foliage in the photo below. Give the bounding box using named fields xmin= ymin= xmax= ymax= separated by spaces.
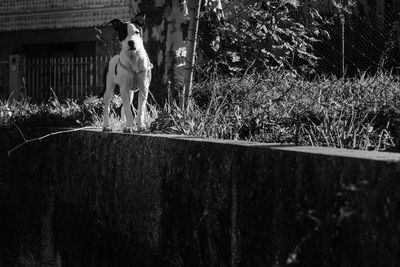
xmin=331 ymin=0 xmax=356 ymax=14
xmin=198 ymin=0 xmax=329 ymax=77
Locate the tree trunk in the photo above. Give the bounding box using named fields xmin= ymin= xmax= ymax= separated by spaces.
xmin=182 ymin=0 xmax=202 ymax=110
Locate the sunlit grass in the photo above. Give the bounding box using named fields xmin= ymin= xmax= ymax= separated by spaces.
xmin=151 ymin=70 xmax=400 ymax=152
xmin=1 ymin=94 xmax=158 ymax=133
xmin=2 ymin=70 xmax=400 ymax=152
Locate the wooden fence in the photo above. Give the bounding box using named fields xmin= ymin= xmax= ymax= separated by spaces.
xmin=25 ymin=56 xmax=110 ymax=101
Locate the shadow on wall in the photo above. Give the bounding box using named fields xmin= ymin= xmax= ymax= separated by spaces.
xmin=1 ymin=128 xmax=400 ymax=266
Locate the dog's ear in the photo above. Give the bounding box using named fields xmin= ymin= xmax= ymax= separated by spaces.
xmin=108 ymin=19 xmax=127 ymax=41
xmin=109 ymin=19 xmax=124 ymax=30
xmin=131 ymin=12 xmax=146 ymax=28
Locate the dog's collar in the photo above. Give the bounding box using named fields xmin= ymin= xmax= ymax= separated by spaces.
xmin=117 ymin=56 xmax=152 ymax=74
xmin=118 ymin=57 xmax=136 ymax=74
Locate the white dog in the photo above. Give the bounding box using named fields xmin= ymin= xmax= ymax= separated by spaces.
xmin=86 ymin=12 xmax=152 ymax=132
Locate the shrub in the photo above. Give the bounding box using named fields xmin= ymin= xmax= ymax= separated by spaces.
xmin=197 ymin=0 xmax=328 ymax=78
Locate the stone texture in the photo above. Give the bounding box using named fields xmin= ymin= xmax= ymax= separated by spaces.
xmin=1 ymin=128 xmax=400 ymax=266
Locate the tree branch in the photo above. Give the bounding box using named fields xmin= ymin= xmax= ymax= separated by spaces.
xmin=8 ymin=125 xmax=97 ymax=157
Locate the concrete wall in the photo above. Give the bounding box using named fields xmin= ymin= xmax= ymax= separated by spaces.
xmin=1 ymin=128 xmax=400 ymax=266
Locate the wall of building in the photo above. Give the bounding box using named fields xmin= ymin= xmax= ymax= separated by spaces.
xmin=0 ymin=0 xmax=130 ymax=31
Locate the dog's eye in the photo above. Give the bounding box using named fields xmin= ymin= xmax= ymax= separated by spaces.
xmin=135 ymin=30 xmax=140 ymax=35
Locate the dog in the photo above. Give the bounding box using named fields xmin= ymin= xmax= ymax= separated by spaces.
xmin=86 ymin=12 xmax=152 ymax=133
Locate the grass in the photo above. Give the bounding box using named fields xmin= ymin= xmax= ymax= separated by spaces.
xmin=1 ymin=97 xmax=101 ymax=128
xmin=2 ymin=70 xmax=400 ymax=152
xmin=1 ymin=94 xmax=157 ymax=131
xmin=152 ymin=70 xmax=400 ymax=152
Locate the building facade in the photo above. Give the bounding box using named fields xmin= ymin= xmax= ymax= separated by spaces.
xmin=0 ymin=0 xmax=133 ymax=99
xmin=0 ymin=0 xmax=190 ymax=102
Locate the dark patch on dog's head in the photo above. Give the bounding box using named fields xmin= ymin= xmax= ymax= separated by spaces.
xmin=131 ymin=12 xmax=146 ymax=28
xmin=109 ymin=12 xmax=147 ymax=41
xmin=109 ymin=19 xmax=128 ymax=41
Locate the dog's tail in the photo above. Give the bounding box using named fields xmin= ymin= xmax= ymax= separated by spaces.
xmin=83 ymin=64 xmax=109 ymax=104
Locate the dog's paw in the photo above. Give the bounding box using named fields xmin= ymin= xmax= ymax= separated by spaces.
xmin=102 ymin=126 xmax=113 ymax=132
xmin=137 ymin=126 xmax=147 ymax=133
xmin=137 ymin=123 xmax=147 ymax=132
xmin=122 ymin=127 xmax=135 ymax=133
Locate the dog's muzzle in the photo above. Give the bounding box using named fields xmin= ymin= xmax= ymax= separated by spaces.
xmin=127 ymin=40 xmax=135 ymax=50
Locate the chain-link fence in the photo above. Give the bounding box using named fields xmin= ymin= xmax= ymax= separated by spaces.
xmin=196 ymin=0 xmax=400 ymax=79
xmin=314 ymin=2 xmax=400 ymax=76
xmin=291 ymin=0 xmax=400 ymax=76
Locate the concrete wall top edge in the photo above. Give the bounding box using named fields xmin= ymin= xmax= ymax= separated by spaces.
xmin=84 ymin=129 xmax=400 ymax=163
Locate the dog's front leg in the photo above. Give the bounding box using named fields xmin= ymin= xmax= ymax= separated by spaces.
xmin=137 ymin=69 xmax=151 ymax=131
xmin=120 ymin=86 xmax=135 ymax=133
xmin=102 ymin=74 xmax=115 ymax=132
xmin=120 ymin=90 xmax=135 ymax=125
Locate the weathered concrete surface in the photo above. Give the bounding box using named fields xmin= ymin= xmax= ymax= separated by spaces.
xmin=1 ymin=128 xmax=400 ymax=266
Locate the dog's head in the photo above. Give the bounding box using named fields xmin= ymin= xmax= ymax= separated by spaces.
xmin=109 ymin=12 xmax=146 ymax=54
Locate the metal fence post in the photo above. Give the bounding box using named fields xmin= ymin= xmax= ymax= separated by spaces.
xmin=340 ymin=12 xmax=345 ymax=78
xmin=9 ymin=54 xmax=26 ymax=101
